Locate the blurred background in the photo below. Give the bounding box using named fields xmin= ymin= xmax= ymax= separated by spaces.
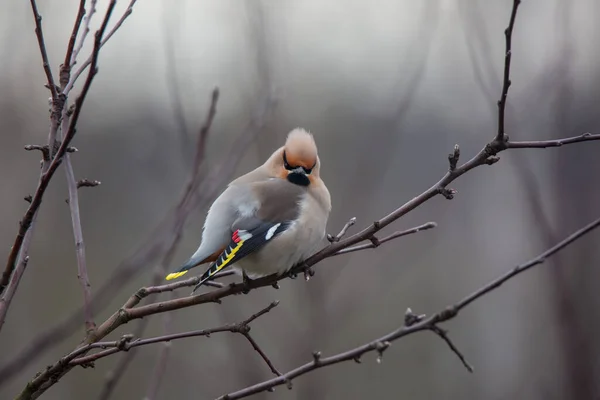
xmin=1 ymin=0 xmax=600 ymax=399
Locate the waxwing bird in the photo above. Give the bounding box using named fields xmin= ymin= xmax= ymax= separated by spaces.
xmin=166 ymin=128 xmax=332 ymax=292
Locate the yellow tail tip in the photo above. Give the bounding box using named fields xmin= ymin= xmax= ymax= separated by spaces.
xmin=166 ymin=271 xmax=188 ymax=281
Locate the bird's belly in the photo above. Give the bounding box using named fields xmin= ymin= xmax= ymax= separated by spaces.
xmin=233 ymin=223 xmax=324 ymax=278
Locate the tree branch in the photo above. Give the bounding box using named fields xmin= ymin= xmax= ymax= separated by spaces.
xmin=218 ymin=216 xmax=600 ymax=399
xmin=334 ymin=221 xmax=437 ymax=256
xmin=60 ymin=0 xmax=86 ymax=89
xmin=29 ymin=0 xmax=58 ymax=100
xmin=506 ymin=132 xmax=600 ymax=148
xmin=239 ymin=331 xmax=282 ymax=377
xmin=0 ymin=0 xmax=116 ymax=339
xmin=68 ymin=302 xmax=279 ymax=367
xmin=496 ymin=0 xmax=521 ymax=142
xmin=64 ymin=0 xmax=138 ymax=95
xmin=71 ymin=0 xmax=97 ymax=67
xmin=64 ymin=148 xmax=95 ymax=333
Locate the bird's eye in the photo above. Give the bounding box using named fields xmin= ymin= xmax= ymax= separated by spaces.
xmin=282 ymin=151 xmax=292 ymax=170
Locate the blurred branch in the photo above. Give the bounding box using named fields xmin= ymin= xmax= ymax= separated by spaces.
xmin=219 ymin=216 xmax=600 ymax=399
xmin=63 ymin=147 xmax=96 ymax=334
xmin=68 ymin=301 xmax=279 ymax=366
xmin=161 ymin=2 xmax=192 ymax=165
xmin=96 ymin=88 xmax=218 ymax=400
xmin=142 ymin=292 xmax=175 ymax=400
xmin=0 ymin=0 xmax=116 ymax=334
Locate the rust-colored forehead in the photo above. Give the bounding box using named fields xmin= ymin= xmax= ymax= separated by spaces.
xmin=284 ymin=151 xmax=316 ymax=169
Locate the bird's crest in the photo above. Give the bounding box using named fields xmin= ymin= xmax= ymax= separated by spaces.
xmin=283 ymin=128 xmax=318 ymax=170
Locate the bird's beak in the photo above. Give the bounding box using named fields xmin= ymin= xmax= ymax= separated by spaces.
xmin=290 ymin=166 xmax=307 ymax=175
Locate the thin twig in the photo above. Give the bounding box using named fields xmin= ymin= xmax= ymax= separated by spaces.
xmin=327 ymin=217 xmax=356 ymax=243
xmin=69 ymin=302 xmax=279 ymax=366
xmin=496 ymin=0 xmax=521 ymax=142
xmin=218 ymin=216 xmax=600 ymax=399
xmin=64 ymin=149 xmax=95 ymax=333
xmin=240 ymin=332 xmax=282 ymax=377
xmin=335 ymin=222 xmax=437 ymax=256
xmin=29 ymin=0 xmax=57 ymax=100
xmin=507 ymin=132 xmax=600 ymax=148
xmin=429 ymin=326 xmax=474 ymax=372
xmin=64 ymin=0 xmax=138 ymax=95
xmin=60 ymin=0 xmax=86 ymax=89
xmin=71 ymin=0 xmax=97 ymax=67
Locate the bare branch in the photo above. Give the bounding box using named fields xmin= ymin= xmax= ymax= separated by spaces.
xmin=64 ymin=0 xmax=138 ymax=95
xmin=334 ymin=222 xmax=437 ymax=256
xmin=496 ymin=0 xmax=521 ymax=142
xmin=71 ymin=0 xmax=97 ymax=67
xmin=429 ymin=326 xmax=474 ymax=372
xmin=239 ymin=331 xmax=282 ymax=377
xmin=68 ymin=302 xmax=279 ymax=367
xmin=0 ymin=257 xmax=29 ymax=332
xmin=218 ymin=216 xmax=600 ymax=399
xmin=29 ymin=0 xmax=58 ymax=100
xmin=327 ymin=217 xmax=356 ymax=243
xmin=24 ymin=144 xmax=50 ymax=161
xmin=60 ymin=0 xmax=86 ymax=89
xmin=507 ymin=132 xmax=600 ymax=149
xmin=0 ymin=0 xmax=116 ymax=339
xmin=64 ymin=150 xmax=95 ymax=334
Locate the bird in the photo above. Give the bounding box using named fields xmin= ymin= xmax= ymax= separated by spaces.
xmin=165 ymin=128 xmax=332 ymax=293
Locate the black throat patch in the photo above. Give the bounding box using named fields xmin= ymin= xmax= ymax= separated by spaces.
xmin=287 ymin=172 xmax=310 ymax=186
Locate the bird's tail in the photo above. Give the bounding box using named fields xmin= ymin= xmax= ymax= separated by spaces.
xmin=165 ymin=256 xmax=202 ymax=280
xmin=191 ymin=266 xmax=216 ymax=293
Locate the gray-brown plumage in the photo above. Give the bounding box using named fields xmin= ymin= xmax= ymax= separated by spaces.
xmin=166 ymin=128 xmax=331 ymax=289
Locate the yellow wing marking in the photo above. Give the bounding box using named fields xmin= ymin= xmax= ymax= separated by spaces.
xmin=166 ymin=271 xmax=188 ymax=281
xmin=210 ymin=240 xmax=245 ymax=276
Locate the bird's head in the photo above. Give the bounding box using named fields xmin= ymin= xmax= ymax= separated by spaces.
xmin=266 ymin=128 xmax=321 ymax=186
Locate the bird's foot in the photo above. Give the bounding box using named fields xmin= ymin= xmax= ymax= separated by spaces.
xmin=242 ymin=271 xmax=253 ymax=294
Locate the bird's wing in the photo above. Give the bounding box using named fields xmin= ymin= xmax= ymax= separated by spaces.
xmin=194 ymin=179 xmax=306 ymax=287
